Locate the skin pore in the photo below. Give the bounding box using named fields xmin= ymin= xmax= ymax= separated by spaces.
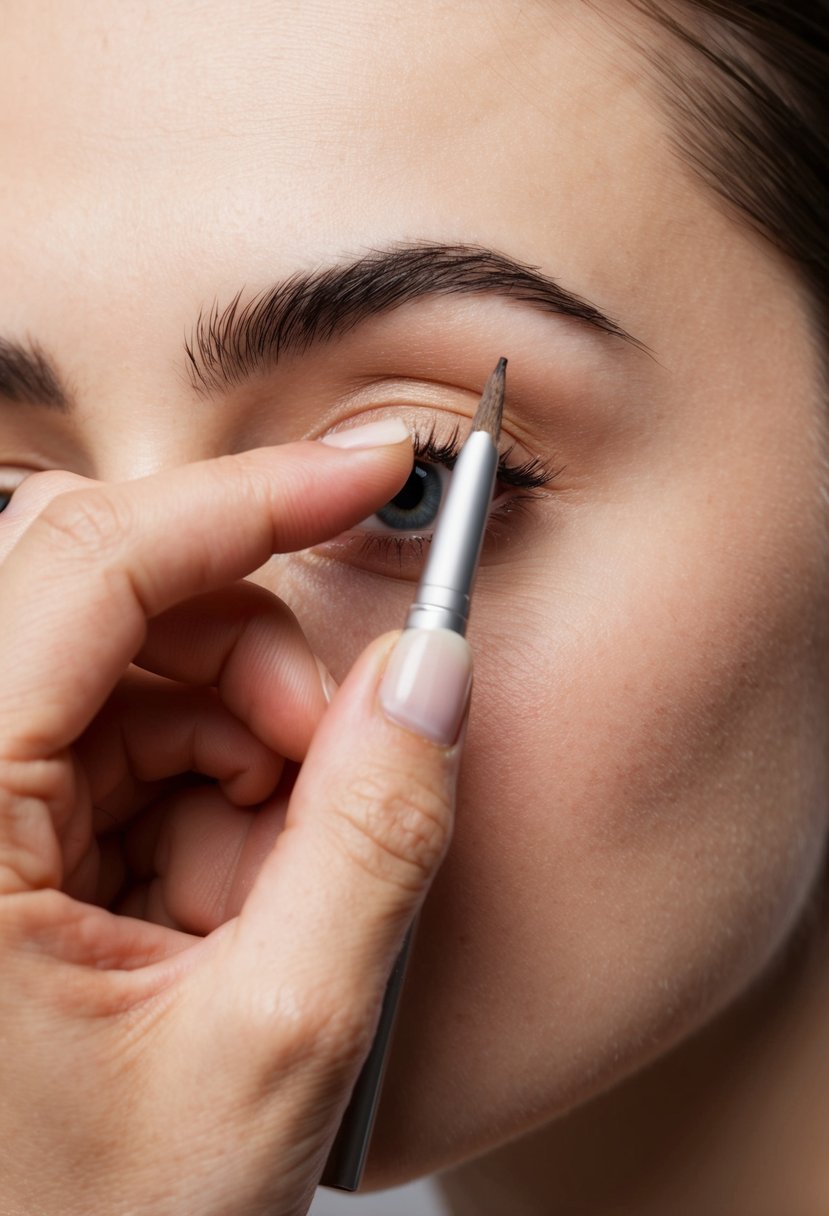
xmin=1 ymin=1 xmax=828 ymax=1212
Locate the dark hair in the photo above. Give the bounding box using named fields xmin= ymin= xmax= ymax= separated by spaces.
xmin=627 ymin=1 xmax=828 ymax=342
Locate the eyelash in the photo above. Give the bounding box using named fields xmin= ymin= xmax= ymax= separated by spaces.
xmin=353 ymin=421 xmax=558 ymax=563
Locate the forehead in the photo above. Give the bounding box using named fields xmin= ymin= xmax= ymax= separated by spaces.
xmin=0 ymin=2 xmax=675 ymax=302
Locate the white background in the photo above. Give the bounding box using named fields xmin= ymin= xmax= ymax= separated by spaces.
xmin=309 ymin=1179 xmax=448 ymax=1214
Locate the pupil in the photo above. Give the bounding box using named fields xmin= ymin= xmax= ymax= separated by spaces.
xmin=375 ymin=459 xmax=444 ymax=531
xmin=391 ymin=464 xmax=429 ymax=511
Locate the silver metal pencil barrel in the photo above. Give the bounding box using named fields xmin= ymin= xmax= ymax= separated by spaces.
xmin=405 ymin=429 xmax=499 ymax=635
xmin=321 ymin=357 xmax=506 ymax=1192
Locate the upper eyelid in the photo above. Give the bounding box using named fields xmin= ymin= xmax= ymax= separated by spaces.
xmin=408 ymin=420 xmax=557 ymax=488
xmin=354 ymin=400 xmax=550 ymax=471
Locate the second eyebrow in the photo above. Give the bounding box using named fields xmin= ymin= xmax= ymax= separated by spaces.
xmin=184 ymin=241 xmax=646 ymax=396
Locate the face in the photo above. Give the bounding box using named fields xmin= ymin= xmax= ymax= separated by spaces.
xmin=2 ymin=0 xmax=827 ymax=1188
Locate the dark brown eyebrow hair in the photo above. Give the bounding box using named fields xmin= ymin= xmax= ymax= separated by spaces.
xmin=0 ymin=243 xmax=647 ymax=412
xmin=184 ymin=242 xmax=648 ymax=395
xmin=0 ymin=336 xmax=73 ymax=412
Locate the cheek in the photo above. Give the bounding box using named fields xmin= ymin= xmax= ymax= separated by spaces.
xmin=253 ymin=552 xmax=413 ymax=672
xmin=252 ymin=486 xmax=829 ymax=1184
xmin=368 ymin=484 xmax=829 ymax=1180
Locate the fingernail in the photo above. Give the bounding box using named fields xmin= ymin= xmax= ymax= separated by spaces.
xmin=379 ymin=629 xmax=472 ymax=746
xmin=320 ymin=418 xmax=410 ymax=449
xmin=315 ymin=657 xmax=339 ymax=705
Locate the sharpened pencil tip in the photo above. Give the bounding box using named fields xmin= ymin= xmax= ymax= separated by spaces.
xmin=471 ymin=357 xmax=507 ymax=440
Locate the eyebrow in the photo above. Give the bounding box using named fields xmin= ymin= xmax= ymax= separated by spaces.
xmin=185 ymin=242 xmax=647 ymax=395
xmin=0 ymin=243 xmax=647 ymax=412
xmin=0 ymin=336 xmax=73 ymax=412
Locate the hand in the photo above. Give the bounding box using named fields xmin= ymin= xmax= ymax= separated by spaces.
xmin=0 ymin=435 xmax=472 ymax=1216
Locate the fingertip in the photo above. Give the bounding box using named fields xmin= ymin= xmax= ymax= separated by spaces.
xmin=319 ymin=418 xmax=411 ymax=450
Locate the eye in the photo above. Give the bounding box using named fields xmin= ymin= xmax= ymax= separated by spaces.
xmin=314 ymin=419 xmax=559 ymax=579
xmin=0 ymin=492 xmax=11 ymax=514
xmin=361 ymin=458 xmax=450 ymax=535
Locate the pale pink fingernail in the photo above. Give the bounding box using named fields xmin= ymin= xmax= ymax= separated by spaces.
xmin=315 ymin=657 xmax=339 ymax=705
xmin=379 ymin=629 xmax=472 ymax=746
xmin=320 ymin=418 xmax=410 ymax=449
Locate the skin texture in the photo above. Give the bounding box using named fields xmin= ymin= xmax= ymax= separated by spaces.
xmin=1 ymin=1 xmax=828 ymax=1212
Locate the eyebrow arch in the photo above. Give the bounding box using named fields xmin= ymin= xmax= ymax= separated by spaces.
xmin=0 ymin=336 xmax=73 ymax=412
xmin=185 ymin=241 xmax=648 ymax=395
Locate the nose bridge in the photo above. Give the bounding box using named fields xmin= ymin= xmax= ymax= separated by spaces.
xmin=74 ymin=382 xmax=225 ymax=483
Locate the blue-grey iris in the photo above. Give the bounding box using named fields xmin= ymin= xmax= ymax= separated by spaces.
xmin=375 ymin=461 xmax=444 ymax=531
xmin=0 ymin=493 xmax=11 ymax=513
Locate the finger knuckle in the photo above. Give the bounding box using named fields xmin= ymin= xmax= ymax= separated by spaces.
xmin=0 ymin=767 xmax=64 ymax=891
xmin=332 ymin=763 xmax=452 ymax=892
xmin=37 ymin=489 xmax=129 ymax=561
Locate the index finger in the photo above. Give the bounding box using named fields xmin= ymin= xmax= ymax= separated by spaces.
xmin=0 ymin=429 xmax=411 ymax=759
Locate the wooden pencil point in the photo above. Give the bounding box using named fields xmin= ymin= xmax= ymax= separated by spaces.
xmin=471 ymin=357 xmax=507 ymax=440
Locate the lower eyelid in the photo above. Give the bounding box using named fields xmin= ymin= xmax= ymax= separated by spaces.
xmin=327 ymin=490 xmax=534 ymax=554
xmin=349 ymin=493 xmax=537 ymax=571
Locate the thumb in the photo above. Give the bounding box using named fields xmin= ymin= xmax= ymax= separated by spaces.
xmin=212 ymin=626 xmax=471 ymax=1068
